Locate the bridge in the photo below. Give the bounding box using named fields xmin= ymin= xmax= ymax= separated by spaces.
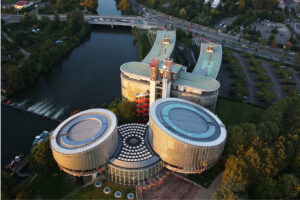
xmin=2 ymin=14 xmax=160 ymax=29
xmin=2 ymin=12 xmax=297 ymax=65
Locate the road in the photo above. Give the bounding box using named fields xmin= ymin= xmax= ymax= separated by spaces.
xmin=2 ymin=31 xmax=31 ymax=58
xmin=2 ymin=14 xmax=159 ymax=29
xmin=233 ymin=52 xmax=255 ymax=104
xmin=130 ymin=0 xmax=297 ymax=66
xmin=2 ymin=6 xmax=298 ymax=65
xmin=261 ymin=60 xmax=284 ymax=100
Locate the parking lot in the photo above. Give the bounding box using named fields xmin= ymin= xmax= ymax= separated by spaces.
xmin=250 ymin=21 xmax=291 ymax=44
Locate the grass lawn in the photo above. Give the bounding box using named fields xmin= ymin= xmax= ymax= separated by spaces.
xmin=187 ymin=161 xmax=224 ymax=188
xmin=216 ymin=97 xmax=264 ymax=126
xmin=30 ymin=171 xmax=76 ymax=199
xmin=70 ymin=180 xmax=135 ymax=200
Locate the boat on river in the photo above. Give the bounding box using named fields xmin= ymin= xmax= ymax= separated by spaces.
xmin=5 ymin=154 xmax=26 ymax=172
xmin=32 ymin=130 xmax=50 ymax=146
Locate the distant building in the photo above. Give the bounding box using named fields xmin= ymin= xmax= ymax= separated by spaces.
xmin=120 ymin=30 xmax=222 ymax=113
xmin=204 ymin=0 xmax=221 ymax=8
xmin=211 ymin=0 xmax=220 ymax=8
xmin=14 ymin=1 xmax=33 ymax=10
xmin=278 ymin=0 xmax=285 ymax=9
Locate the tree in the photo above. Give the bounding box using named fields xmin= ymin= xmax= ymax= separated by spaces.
xmin=238 ymin=0 xmax=246 ymax=13
xmin=12 ymin=184 xmax=33 ymax=200
xmin=295 ymin=52 xmax=300 ymax=71
xmin=1 ymin=171 xmax=15 ymax=199
xmin=117 ymin=0 xmax=130 ymax=12
xmin=66 ymin=8 xmax=85 ymax=35
xmin=277 ymin=174 xmax=300 ymax=199
xmin=30 ymin=140 xmax=57 ymax=172
xmin=84 ymin=0 xmax=98 ymax=10
xmin=149 ymin=0 xmax=158 ymax=6
xmin=53 ymin=13 xmax=60 ymax=29
xmin=117 ymin=100 xmax=136 ymax=124
xmin=6 ymin=65 xmax=26 ymax=92
xmin=179 ymin=8 xmax=187 ymax=16
xmin=254 ymin=177 xmax=277 ymax=199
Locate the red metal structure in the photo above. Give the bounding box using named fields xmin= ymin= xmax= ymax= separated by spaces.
xmin=136 ymin=92 xmax=150 ymax=123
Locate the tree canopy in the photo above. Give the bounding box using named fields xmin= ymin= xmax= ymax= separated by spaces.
xmin=30 ymin=141 xmax=57 ymax=173
xmin=214 ymin=96 xmax=300 ymax=199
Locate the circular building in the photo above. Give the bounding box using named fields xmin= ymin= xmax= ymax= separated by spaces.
xmin=108 ymin=123 xmax=163 ymax=186
xmin=149 ymin=98 xmax=226 ymax=174
xmin=50 ymin=109 xmax=118 ymax=176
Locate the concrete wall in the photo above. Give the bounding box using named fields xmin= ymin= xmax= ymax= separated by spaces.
xmin=121 ymin=73 xmax=150 ymax=101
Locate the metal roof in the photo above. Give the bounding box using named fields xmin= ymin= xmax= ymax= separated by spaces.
xmin=193 ymin=43 xmax=222 ymax=79
xmin=142 ymin=30 xmax=176 ymax=64
xmin=174 ymin=71 xmax=220 ymax=91
xmin=150 ymin=98 xmax=226 ymax=146
xmin=109 ymin=123 xmax=161 ymax=169
xmin=50 ymin=109 xmax=117 ymax=154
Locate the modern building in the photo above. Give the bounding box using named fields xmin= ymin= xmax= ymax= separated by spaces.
xmin=120 ymin=30 xmax=222 ymax=112
xmin=149 ymin=98 xmax=226 ymax=174
xmin=50 ymin=109 xmax=118 ymax=178
xmin=107 ymin=123 xmax=163 ymax=186
xmin=14 ymin=1 xmax=33 ymax=10
xmin=50 ymin=98 xmax=226 ymax=185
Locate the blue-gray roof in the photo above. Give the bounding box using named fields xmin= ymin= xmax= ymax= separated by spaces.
xmin=150 ymin=98 xmax=226 ymax=146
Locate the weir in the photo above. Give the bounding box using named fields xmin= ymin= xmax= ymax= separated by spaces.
xmin=2 ymin=100 xmax=62 ymax=123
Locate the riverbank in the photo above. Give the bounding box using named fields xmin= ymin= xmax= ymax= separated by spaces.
xmin=1 ymin=10 xmax=90 ymax=97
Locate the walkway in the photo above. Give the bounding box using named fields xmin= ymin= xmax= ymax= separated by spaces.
xmin=192 ymin=173 xmax=222 ymax=200
xmin=233 ymin=52 xmax=255 ymax=104
xmin=140 ymin=173 xmax=200 ymax=199
xmin=261 ymin=60 xmax=284 ymax=100
xmin=2 ymin=31 xmax=31 ymax=58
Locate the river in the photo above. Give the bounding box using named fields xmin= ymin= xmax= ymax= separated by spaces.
xmin=2 ymin=1 xmax=138 ymax=167
xmin=97 ymin=0 xmax=121 ymax=16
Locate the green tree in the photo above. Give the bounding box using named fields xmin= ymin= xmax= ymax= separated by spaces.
xmin=295 ymin=52 xmax=300 ymax=71
xmin=1 ymin=171 xmax=15 ymax=199
xmin=30 ymin=141 xmax=57 ymax=172
xmin=117 ymin=100 xmax=136 ymax=124
xmin=277 ymin=174 xmax=300 ymax=199
xmin=6 ymin=65 xmax=26 ymax=92
xmin=254 ymin=177 xmax=277 ymax=199
xmin=53 ymin=13 xmax=60 ymax=29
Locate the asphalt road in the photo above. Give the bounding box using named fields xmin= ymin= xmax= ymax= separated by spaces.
xmin=130 ymin=0 xmax=297 ymax=66
xmin=2 ymin=2 xmax=298 ymax=66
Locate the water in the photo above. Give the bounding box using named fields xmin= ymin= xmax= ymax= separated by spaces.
xmin=97 ymin=0 xmax=121 ymax=16
xmin=11 ymin=26 xmax=138 ymax=121
xmin=2 ymin=26 xmax=138 ymax=166
xmin=1 ymin=106 xmax=59 ymax=168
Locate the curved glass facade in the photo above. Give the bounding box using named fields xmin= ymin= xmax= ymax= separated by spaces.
xmin=107 ymin=161 xmax=163 ymax=186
